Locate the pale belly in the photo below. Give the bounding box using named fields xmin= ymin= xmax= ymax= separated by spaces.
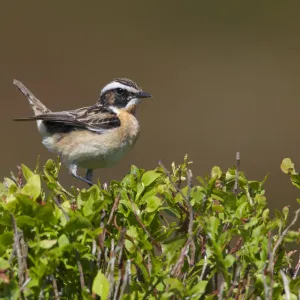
xmin=40 ymin=117 xmax=140 ymax=170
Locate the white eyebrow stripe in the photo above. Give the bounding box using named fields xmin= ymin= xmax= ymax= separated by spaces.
xmin=101 ymin=82 xmax=139 ymax=94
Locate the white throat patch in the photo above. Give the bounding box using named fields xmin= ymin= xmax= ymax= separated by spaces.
xmin=126 ymin=98 xmax=140 ymax=109
xmin=108 ymin=98 xmax=140 ymax=115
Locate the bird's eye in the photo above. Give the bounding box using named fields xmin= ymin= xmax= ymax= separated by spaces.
xmin=116 ymin=88 xmax=123 ymax=95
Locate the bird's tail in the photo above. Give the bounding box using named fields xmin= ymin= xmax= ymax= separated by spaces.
xmin=13 ymin=79 xmax=51 ymax=116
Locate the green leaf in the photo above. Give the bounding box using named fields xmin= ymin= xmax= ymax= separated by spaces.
xmin=92 ymin=271 xmax=110 ymax=299
xmin=244 ymin=217 xmax=258 ymax=230
xmin=145 ymin=196 xmax=162 ymax=212
xmin=16 ymin=215 xmax=36 ymax=227
xmin=188 ymin=280 xmax=208 ymax=297
xmin=65 ymin=215 xmax=92 ymax=232
xmin=205 ymin=216 xmax=220 ymax=237
xmin=281 ymin=158 xmax=296 ymax=174
xmin=224 ymin=254 xmax=235 ymax=268
xmin=21 ymin=164 xmax=34 ymax=181
xmin=165 ymin=278 xmax=184 ymax=293
xmin=141 ymin=170 xmax=161 ymax=187
xmin=0 ymin=232 xmax=13 ymax=246
xmin=21 ymin=174 xmax=41 ymax=201
xmin=39 ymin=239 xmax=57 ymax=249
xmin=290 ymin=174 xmax=300 ymax=189
xmin=211 ymin=166 xmax=222 ymax=179
xmin=127 ymin=226 xmax=138 ymax=238
xmin=290 ymin=278 xmax=300 ymax=294
xmin=58 ymin=234 xmax=70 ymax=247
xmin=125 ymin=239 xmax=135 ymax=253
xmin=0 ymin=258 xmax=10 ymax=270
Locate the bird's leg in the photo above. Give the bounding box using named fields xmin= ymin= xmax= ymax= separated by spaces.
xmin=69 ymin=164 xmax=93 ymax=186
xmin=85 ymin=169 xmax=93 ymax=185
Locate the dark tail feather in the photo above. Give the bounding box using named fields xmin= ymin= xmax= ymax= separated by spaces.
xmin=13 ymin=79 xmax=51 ymax=115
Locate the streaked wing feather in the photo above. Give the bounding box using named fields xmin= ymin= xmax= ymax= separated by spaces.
xmin=15 ymin=105 xmax=120 ymax=132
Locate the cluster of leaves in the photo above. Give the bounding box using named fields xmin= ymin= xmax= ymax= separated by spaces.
xmin=0 ymin=155 xmax=299 ymax=299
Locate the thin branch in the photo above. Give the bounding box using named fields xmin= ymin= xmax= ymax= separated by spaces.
xmin=20 ymin=277 xmax=31 ymax=292
xmin=225 ymin=265 xmax=241 ymax=299
xmin=262 ymin=272 xmax=269 ymax=300
xmin=53 ymin=196 xmax=69 ymax=221
xmin=89 ymin=240 xmax=97 ymax=291
xmin=119 ymin=260 xmax=131 ymax=299
xmin=17 ymin=165 xmax=24 ymax=187
xmin=107 ymin=194 xmax=120 ymax=225
xmin=11 ymin=214 xmax=25 ymax=289
xmin=51 ymin=275 xmax=60 ymax=300
xmin=75 ymin=250 xmax=85 ymax=290
xmin=280 ymin=270 xmax=291 ymax=300
xmin=293 ymin=254 xmax=300 ymax=279
xmin=269 ymin=208 xmax=300 ymax=273
xmin=200 ymin=255 xmax=208 ymax=281
xmin=170 ymin=169 xmax=195 ymax=277
xmin=98 ymin=209 xmax=107 ymax=251
xmin=218 ymin=282 xmax=225 ymax=300
xmin=233 ymin=152 xmax=240 ymax=195
xmin=107 ymin=239 xmax=116 ymax=299
xmin=113 ymin=227 xmax=126 ymax=300
xmin=128 ymin=196 xmax=162 ymax=252
xmin=266 ymin=209 xmax=300 ymax=300
xmin=159 ymin=161 xmax=189 ymax=203
xmin=229 ymin=237 xmax=243 ymax=254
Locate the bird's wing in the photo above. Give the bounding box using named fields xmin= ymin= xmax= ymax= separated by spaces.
xmin=14 ymin=104 xmax=121 ymax=133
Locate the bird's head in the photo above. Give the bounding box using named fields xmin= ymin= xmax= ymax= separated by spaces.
xmin=99 ymin=78 xmax=152 ymax=114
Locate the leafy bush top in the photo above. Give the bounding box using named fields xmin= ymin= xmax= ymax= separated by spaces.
xmin=0 ymin=155 xmax=299 ymax=299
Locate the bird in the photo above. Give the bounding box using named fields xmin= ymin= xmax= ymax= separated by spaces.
xmin=13 ymin=78 xmax=152 ymax=186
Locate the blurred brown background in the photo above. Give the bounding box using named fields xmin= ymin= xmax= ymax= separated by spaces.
xmin=0 ymin=2 xmax=300 ymax=215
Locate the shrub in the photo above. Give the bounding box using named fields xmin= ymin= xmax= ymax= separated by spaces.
xmin=0 ymin=155 xmax=299 ymax=299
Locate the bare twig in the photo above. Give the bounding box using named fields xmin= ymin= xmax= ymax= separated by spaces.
xmin=159 ymin=161 xmax=189 ymax=203
xmin=17 ymin=165 xmax=24 ymax=187
xmin=233 ymin=152 xmax=240 ymax=195
xmin=267 ymin=208 xmax=300 ymax=299
xmin=51 ymin=275 xmax=60 ymax=300
xmin=293 ymin=254 xmax=300 ymax=279
xmin=280 ymin=270 xmax=291 ymax=300
xmin=75 ymin=250 xmax=85 ymax=290
xmin=218 ymin=282 xmax=225 ymax=300
xmin=107 ymin=194 xmax=120 ymax=225
xmin=20 ymin=277 xmax=31 ymax=292
xmin=200 ymin=255 xmax=208 ymax=281
xmin=98 ymin=209 xmax=107 ymax=251
xmin=225 ymin=265 xmax=241 ymax=299
xmin=89 ymin=240 xmax=97 ymax=291
xmin=229 ymin=237 xmax=243 ymax=254
xmin=269 ymin=208 xmax=300 ymax=272
xmin=119 ymin=260 xmax=131 ymax=299
xmin=170 ymin=169 xmax=195 ymax=277
xmin=113 ymin=227 xmax=126 ymax=300
xmin=11 ymin=214 xmax=25 ymax=289
xmin=53 ymin=196 xmax=69 ymax=221
xmin=107 ymin=239 xmax=116 ymax=299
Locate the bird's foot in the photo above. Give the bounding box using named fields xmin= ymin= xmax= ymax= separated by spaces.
xmin=69 ymin=165 xmax=93 ymax=186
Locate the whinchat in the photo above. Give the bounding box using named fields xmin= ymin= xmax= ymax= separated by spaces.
xmin=14 ymin=78 xmax=152 ymax=185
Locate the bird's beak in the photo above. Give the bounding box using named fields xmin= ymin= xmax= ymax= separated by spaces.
xmin=136 ymin=91 xmax=152 ymax=99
